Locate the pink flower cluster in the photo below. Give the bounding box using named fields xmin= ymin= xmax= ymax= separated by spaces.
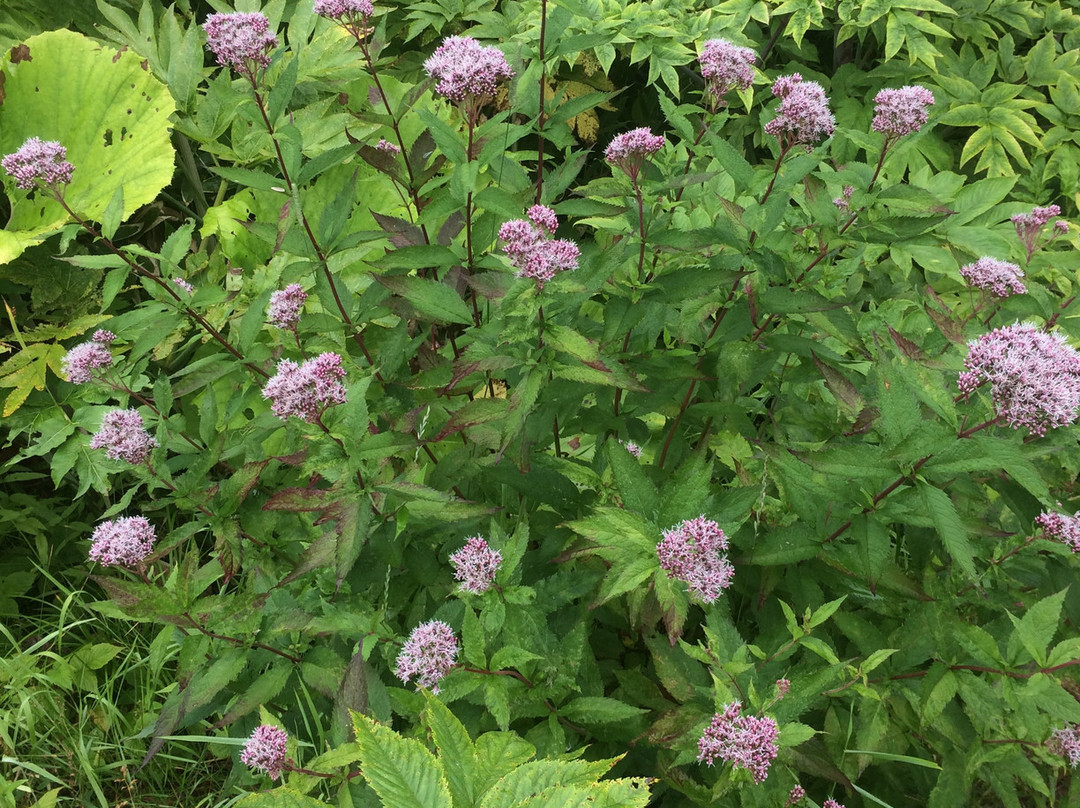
xmin=1 ymin=137 xmax=75 ymax=190
xmin=958 ymin=257 xmax=1026 ymax=297
xmin=261 ymin=352 xmax=348 ymax=423
xmin=871 ymin=85 xmax=934 ymax=140
xmin=697 ymin=701 xmax=779 ymax=783
xmin=622 ymin=440 xmax=642 ymax=458
xmin=172 ymin=277 xmax=195 ymax=294
xmin=241 ymin=724 xmax=289 ymax=780
xmin=89 ymin=516 xmax=156 ymax=567
xmin=656 ymin=516 xmax=734 ymax=603
xmin=376 ymin=138 xmax=401 ymax=155
xmin=62 ymin=330 xmax=116 ymax=384
xmin=498 ymin=205 xmax=580 ymax=290
xmin=314 ymin=0 xmax=374 ymax=20
xmin=449 ymin=536 xmax=502 ymax=594
xmin=90 ymin=409 xmax=157 ymax=464
xmin=605 ymin=127 xmax=665 ymax=183
xmin=203 ymin=12 xmax=279 ymax=77
xmin=823 ymin=800 xmax=846 ymax=808
xmin=833 ymin=185 xmax=853 ymax=211
xmin=958 ymin=323 xmax=1080 ymax=436
xmin=764 ymin=74 xmax=835 ymax=151
xmin=423 ymin=36 xmax=514 ymax=103
xmin=1035 ymin=511 xmax=1080 ymax=552
xmin=1052 ymin=724 xmax=1080 ymax=766
xmin=785 ymin=785 xmax=806 ymax=806
xmin=775 ymin=678 xmax=790 ymax=698
xmin=395 ymin=620 xmax=458 ymax=692
xmin=267 ymin=284 xmax=307 ymax=330
xmin=1012 ymin=205 xmax=1068 ymax=261
xmin=699 ymin=39 xmax=756 ymax=104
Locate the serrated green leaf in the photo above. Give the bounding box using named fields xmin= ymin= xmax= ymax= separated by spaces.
xmin=1007 ymin=588 xmax=1067 ymax=666
xmin=376 ymin=275 xmax=474 ymax=325
xmin=424 ymin=693 xmax=477 ymax=808
xmin=917 ymin=482 xmax=976 ymax=578
xmin=352 ymin=712 xmax=453 ymax=808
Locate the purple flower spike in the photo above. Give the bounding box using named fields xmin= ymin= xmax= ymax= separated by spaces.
xmin=499 ymin=207 xmax=579 ymax=290
xmin=267 ymin=284 xmax=308 ymax=330
xmin=656 ymin=516 xmax=734 ymax=603
xmin=958 ymin=257 xmax=1026 ymax=297
xmin=1052 ymin=724 xmax=1080 ymax=766
xmin=872 ymin=85 xmax=934 ymax=140
xmin=2 ymin=137 xmax=75 ymax=191
xmin=423 ymin=36 xmax=514 ymax=104
xmin=697 ymin=701 xmax=779 ymax=784
xmin=395 ymin=620 xmax=458 ymax=692
xmin=262 ymin=352 xmax=347 ymax=423
xmin=89 ymin=516 xmax=156 ymax=567
xmin=449 ymin=536 xmax=503 ymax=594
xmin=241 ymin=724 xmax=289 ymax=780
xmin=764 ymin=74 xmax=835 ymax=152
xmin=605 ymin=127 xmax=665 ymax=183
xmin=958 ymin=322 xmax=1080 ymax=436
xmin=90 ymin=409 xmax=157 ymax=464
xmin=203 ymin=13 xmax=279 ymax=78
xmin=1035 ymin=511 xmax=1080 ymax=553
xmin=1013 ymin=204 xmax=1065 ymax=261
xmin=699 ymin=39 xmax=756 ymax=105
xmin=62 ymin=332 xmax=115 ymax=384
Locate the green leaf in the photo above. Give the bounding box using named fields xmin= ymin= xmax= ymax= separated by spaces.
xmin=236 ymin=787 xmax=335 ymax=808
xmin=352 ymin=711 xmax=453 ymax=808
xmin=1007 ymin=588 xmax=1067 ymax=666
xmin=417 ymin=108 xmax=468 ymax=165
xmin=424 ymin=693 xmax=477 ymax=808
xmin=375 ymin=275 xmax=474 ymax=325
xmin=101 ymin=186 xmax=124 ymax=241
xmin=372 ymin=245 xmax=462 ymax=271
xmin=559 ymin=697 xmax=646 ymax=725
xmin=605 ymin=439 xmax=659 ymax=519
xmin=208 ymin=165 xmax=286 ymax=193
xmin=917 ymin=482 xmax=976 ymax=579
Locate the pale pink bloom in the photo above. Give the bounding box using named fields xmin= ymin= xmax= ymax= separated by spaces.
xmin=240 ymin=724 xmax=288 ymax=780
xmin=1 ymin=137 xmax=74 ymax=190
xmin=697 ymin=701 xmax=779 ymax=784
xmin=958 ymin=257 xmax=1026 ymax=297
xmin=449 ymin=536 xmax=502 ymax=594
xmin=775 ymin=678 xmax=790 ymax=698
xmin=92 ymin=330 xmax=116 ymax=344
xmin=657 ymin=516 xmax=734 ymax=603
xmin=699 ymin=39 xmax=756 ymax=103
xmin=90 ymin=409 xmax=157 ymax=464
xmin=172 ymin=277 xmax=194 ymax=294
xmin=833 ymin=185 xmax=853 ymax=211
xmin=605 ymin=127 xmax=665 ymax=183
xmin=314 ymin=0 xmax=374 ymax=19
xmin=785 ymin=785 xmax=806 ymax=806
xmin=1035 ymin=511 xmax=1080 ymax=552
xmin=764 ymin=74 xmax=835 ymax=151
xmin=396 ymin=620 xmax=458 ymax=692
xmin=203 ymin=13 xmax=278 ymax=77
xmin=423 ymin=36 xmax=513 ymax=103
xmin=376 ymin=138 xmax=401 ymax=155
xmin=1013 ymin=204 xmax=1066 ymax=261
xmin=89 ymin=516 xmax=156 ymax=567
xmin=261 ymin=352 xmax=347 ymax=423
xmin=872 ymin=85 xmax=934 ymax=140
xmin=823 ymin=800 xmax=846 ymax=808
xmin=267 ymin=284 xmax=307 ymax=330
xmin=958 ymin=323 xmax=1080 ymax=436
xmin=1054 ymin=220 xmax=1069 ymax=234
xmin=498 ymin=206 xmax=579 ymax=290
xmin=1051 ymin=724 xmax=1080 ymax=766
xmin=622 ymin=440 xmax=642 ymax=458
xmin=62 ymin=333 xmax=115 ymax=384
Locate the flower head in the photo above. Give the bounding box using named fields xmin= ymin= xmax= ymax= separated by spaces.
xmin=622 ymin=440 xmax=643 ymax=458
xmin=267 ymin=284 xmax=308 ymax=330
xmin=262 ymin=352 xmax=347 ymax=423
xmin=958 ymin=322 xmax=1080 ymax=436
xmin=605 ymin=127 xmax=665 ymax=183
xmin=88 ymin=516 xmax=156 ymax=567
xmin=423 ymin=36 xmax=513 ymax=104
xmin=314 ymin=0 xmax=374 ymax=20
xmin=203 ymin=12 xmax=279 ymax=78
xmin=498 ymin=206 xmax=579 ymax=290
xmin=90 ymin=409 xmax=157 ymax=464
xmin=697 ymin=701 xmax=779 ymax=784
xmin=449 ymin=536 xmax=502 ymax=594
xmin=241 ymin=724 xmax=289 ymax=780
xmin=1035 ymin=511 xmax=1080 ymax=553
xmin=872 ymin=85 xmax=934 ymax=140
xmin=173 ymin=277 xmax=194 ymax=294
xmin=775 ymin=678 xmax=790 ymax=698
xmin=785 ymin=785 xmax=806 ymax=806
xmin=62 ymin=332 xmax=115 ymax=384
xmin=396 ymin=620 xmax=458 ymax=692
xmin=833 ymin=185 xmax=854 ymax=211
xmin=656 ymin=516 xmax=734 ymax=603
xmin=959 ymin=257 xmax=1026 ymax=297
xmin=1051 ymin=724 xmax=1080 ymax=766
xmin=764 ymin=74 xmax=835 ymax=152
xmin=699 ymin=39 xmax=756 ymax=105
xmin=823 ymin=801 xmax=846 ymax=808
xmin=1012 ymin=205 xmax=1067 ymax=262
xmin=376 ymin=138 xmax=401 ymax=155
xmin=2 ymin=137 xmax=75 ymax=191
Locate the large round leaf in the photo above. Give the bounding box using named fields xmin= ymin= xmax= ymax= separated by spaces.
xmin=0 ymin=29 xmax=176 ymax=263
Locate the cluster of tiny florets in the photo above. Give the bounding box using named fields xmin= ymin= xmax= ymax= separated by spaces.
xmin=62 ymin=331 xmax=116 ymax=384
xmin=88 ymin=516 xmax=156 ymax=567
xmin=833 ymin=185 xmax=853 ymax=211
xmin=423 ymin=36 xmax=514 ymax=103
xmin=958 ymin=323 xmax=1080 ymax=436
xmin=605 ymin=128 xmax=665 ymax=183
xmin=1035 ymin=511 xmax=1080 ymax=553
xmin=498 ymin=205 xmax=580 ymax=290
xmin=1051 ymin=724 xmax=1080 ymax=767
xmin=823 ymin=800 xmax=846 ymax=808
xmin=1 ymin=137 xmax=75 ymax=190
xmin=267 ymin=284 xmax=308 ymax=330
xmin=764 ymin=74 xmax=835 ymax=151
xmin=314 ymin=0 xmax=374 ymax=20
xmin=1012 ymin=205 xmax=1068 ymax=261
xmin=395 ymin=620 xmax=458 ymax=692
xmin=697 ymin=701 xmax=779 ymax=784
xmin=785 ymin=785 xmax=806 ymax=806
xmin=90 ymin=409 xmax=157 ymax=464
xmin=871 ymin=85 xmax=934 ymax=140
xmin=173 ymin=277 xmax=195 ymax=294
xmin=775 ymin=678 xmax=790 ymax=698
xmin=622 ymin=440 xmax=643 ymax=458
xmin=959 ymin=257 xmax=1026 ymax=297
xmin=699 ymin=39 xmax=756 ymax=103
xmin=203 ymin=12 xmax=279 ymax=76
xmin=240 ymin=724 xmax=289 ymax=780
xmin=261 ymin=352 xmax=347 ymax=423
xmin=449 ymin=536 xmax=503 ymax=594
xmin=656 ymin=516 xmax=734 ymax=603
xmin=376 ymin=138 xmax=401 ymax=155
